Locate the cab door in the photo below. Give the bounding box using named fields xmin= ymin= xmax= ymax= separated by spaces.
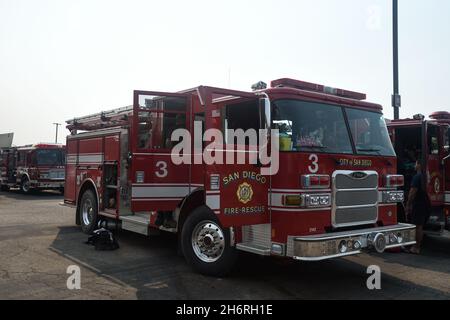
xmin=8 ymin=150 xmax=17 ymax=183
xmin=130 ymin=91 xmax=191 ymax=213
xmin=426 ymin=123 xmax=443 ymax=205
xmin=443 ymin=126 xmax=450 ymax=228
xmin=204 ymin=97 xmax=270 ymax=228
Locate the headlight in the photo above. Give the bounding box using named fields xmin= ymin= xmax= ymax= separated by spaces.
xmin=305 ymin=194 xmax=331 ymax=208
xmin=382 ymin=191 xmax=404 ymax=203
xmin=282 ymin=193 xmax=331 ymax=208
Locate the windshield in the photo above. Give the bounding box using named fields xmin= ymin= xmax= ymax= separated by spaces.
xmin=271 ymin=99 xmax=395 ymax=157
xmin=272 ymin=100 xmax=353 ymax=154
xmin=35 ymin=149 xmax=65 ymax=166
xmin=346 ymin=108 xmax=396 ymax=156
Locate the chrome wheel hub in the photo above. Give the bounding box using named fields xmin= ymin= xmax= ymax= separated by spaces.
xmin=82 ymin=199 xmax=94 ymax=226
xmin=22 ymin=180 xmax=30 ymax=192
xmin=191 ymin=221 xmax=225 ymax=263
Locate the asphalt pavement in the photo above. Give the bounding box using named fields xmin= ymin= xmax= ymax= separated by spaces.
xmin=0 ymin=190 xmax=449 ymax=300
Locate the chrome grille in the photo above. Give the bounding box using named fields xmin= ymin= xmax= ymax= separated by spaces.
xmin=335 ymin=173 xmax=378 ymax=189
xmin=49 ymin=170 xmax=65 ymax=180
xmin=335 ymin=190 xmax=378 ymax=206
xmin=332 ymin=171 xmax=379 ymax=228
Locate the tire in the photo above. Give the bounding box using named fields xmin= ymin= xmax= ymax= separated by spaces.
xmin=181 ymin=206 xmax=237 ymax=277
xmin=20 ymin=177 xmax=31 ymax=194
xmin=79 ymin=189 xmax=99 ymax=234
xmin=0 ymin=185 xmax=9 ymax=192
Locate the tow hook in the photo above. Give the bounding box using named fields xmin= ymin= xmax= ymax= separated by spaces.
xmin=368 ymin=233 xmax=387 ymax=253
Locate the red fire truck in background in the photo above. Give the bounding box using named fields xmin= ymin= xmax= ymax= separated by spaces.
xmin=64 ymin=78 xmax=415 ymax=276
xmin=387 ymin=111 xmax=450 ymax=235
xmin=0 ymin=143 xmax=66 ymax=194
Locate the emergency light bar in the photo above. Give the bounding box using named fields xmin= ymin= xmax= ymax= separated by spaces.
xmin=430 ymin=111 xmax=450 ymax=120
xmin=33 ymin=143 xmax=64 ymax=148
xmin=271 ymin=78 xmax=367 ymax=101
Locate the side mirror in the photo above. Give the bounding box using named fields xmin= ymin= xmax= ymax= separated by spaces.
xmin=260 ymin=97 xmax=271 ymax=130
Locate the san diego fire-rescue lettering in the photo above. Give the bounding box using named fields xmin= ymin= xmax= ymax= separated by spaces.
xmin=224 ymin=206 xmax=265 ymax=215
xmin=222 ymin=171 xmax=267 ymax=216
xmin=223 ymin=171 xmax=267 ymax=186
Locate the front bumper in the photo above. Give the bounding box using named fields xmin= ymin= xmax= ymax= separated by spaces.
xmin=293 ymin=223 xmax=416 ymax=261
xmin=31 ymin=180 xmax=64 ymax=189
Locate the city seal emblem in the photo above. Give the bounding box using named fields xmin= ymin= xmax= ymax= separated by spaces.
xmin=237 ymin=182 xmax=253 ymax=204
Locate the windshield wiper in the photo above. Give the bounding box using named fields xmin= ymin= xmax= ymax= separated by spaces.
xmin=357 ymin=148 xmax=382 ymax=157
xmin=357 ymin=148 xmax=381 ymax=152
xmin=301 ymin=145 xmax=327 ymax=150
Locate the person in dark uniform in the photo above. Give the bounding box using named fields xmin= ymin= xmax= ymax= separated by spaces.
xmin=405 ymin=160 xmax=430 ymax=254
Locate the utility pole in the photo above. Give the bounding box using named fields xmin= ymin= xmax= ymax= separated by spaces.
xmin=392 ymin=0 xmax=401 ymax=120
xmin=53 ymin=123 xmax=61 ymax=144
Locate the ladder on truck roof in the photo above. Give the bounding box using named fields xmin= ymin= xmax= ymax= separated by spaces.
xmin=66 ymin=85 xmax=257 ymax=133
xmin=66 ymin=105 xmax=133 ymax=132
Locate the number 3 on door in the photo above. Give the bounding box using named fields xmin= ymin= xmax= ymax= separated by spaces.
xmin=308 ymin=154 xmax=319 ymax=173
xmin=155 ymin=161 xmax=168 ymax=178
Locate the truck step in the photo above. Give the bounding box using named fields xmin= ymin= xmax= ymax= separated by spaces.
xmin=121 ymin=213 xmax=150 ymax=236
xmin=236 ymin=242 xmax=271 ymax=256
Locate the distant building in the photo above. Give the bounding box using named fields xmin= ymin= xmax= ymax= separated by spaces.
xmin=0 ymin=133 xmax=14 ymax=148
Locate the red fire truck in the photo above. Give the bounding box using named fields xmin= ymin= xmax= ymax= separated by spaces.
xmin=64 ymin=78 xmax=415 ymax=276
xmin=0 ymin=143 xmax=66 ymax=193
xmin=387 ymin=111 xmax=450 ymax=235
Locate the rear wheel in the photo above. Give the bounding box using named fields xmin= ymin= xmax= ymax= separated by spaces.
xmin=79 ymin=189 xmax=99 ymax=234
xmin=181 ymin=206 xmax=237 ymax=277
xmin=20 ymin=177 xmax=31 ymax=194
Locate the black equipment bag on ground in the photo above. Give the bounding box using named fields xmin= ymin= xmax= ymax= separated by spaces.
xmin=86 ymin=228 xmax=119 ymax=251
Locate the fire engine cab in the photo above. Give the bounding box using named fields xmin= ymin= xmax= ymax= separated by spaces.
xmin=64 ymin=78 xmax=416 ymax=276
xmin=387 ymin=111 xmax=450 ymax=234
xmin=0 ymin=143 xmax=66 ymax=193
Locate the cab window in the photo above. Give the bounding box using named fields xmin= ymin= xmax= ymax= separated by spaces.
xmin=137 ymin=96 xmax=187 ymax=150
xmin=428 ymin=125 xmax=439 ymax=155
xmin=17 ymin=151 xmax=27 ymax=166
xmin=223 ymin=100 xmax=260 ymax=145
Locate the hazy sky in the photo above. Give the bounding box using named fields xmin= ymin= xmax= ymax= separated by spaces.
xmin=1 ymin=0 xmax=449 ymax=145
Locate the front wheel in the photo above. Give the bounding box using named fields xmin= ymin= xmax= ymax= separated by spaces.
xmin=181 ymin=206 xmax=237 ymax=277
xmin=79 ymin=189 xmax=99 ymax=234
xmin=20 ymin=177 xmax=31 ymax=194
